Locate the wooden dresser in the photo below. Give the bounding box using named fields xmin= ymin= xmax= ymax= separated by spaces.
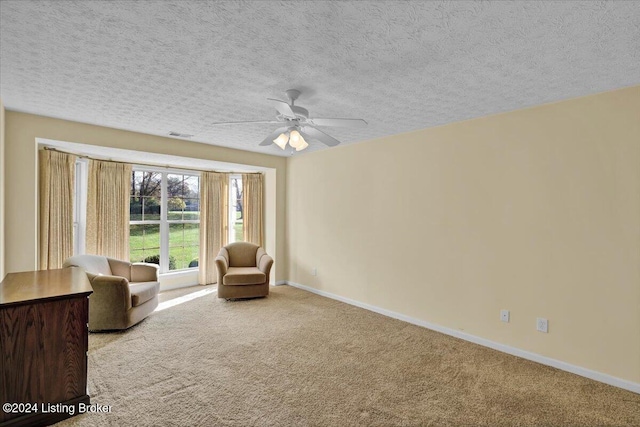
xmin=0 ymin=268 xmax=93 ymax=427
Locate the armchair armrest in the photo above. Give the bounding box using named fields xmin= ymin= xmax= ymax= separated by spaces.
xmin=215 ymin=256 xmax=228 ymax=285
xmin=131 ymin=263 xmax=159 ymax=282
xmin=257 ymin=253 xmax=273 ymax=282
xmin=89 ymin=274 xmax=132 ymax=311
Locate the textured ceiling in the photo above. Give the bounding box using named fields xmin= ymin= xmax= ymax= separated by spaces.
xmin=1 ymin=1 xmax=639 ymax=157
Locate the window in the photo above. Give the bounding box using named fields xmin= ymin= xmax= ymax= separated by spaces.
xmin=130 ymin=168 xmax=200 ymax=272
xmin=167 ymin=173 xmax=200 ymax=270
xmin=229 ymin=175 xmax=243 ymax=243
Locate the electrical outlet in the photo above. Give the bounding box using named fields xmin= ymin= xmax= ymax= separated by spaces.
xmin=311 ymin=268 xmax=317 ymax=276
xmin=536 ymin=317 xmax=548 ymax=333
xmin=500 ymin=309 xmax=510 ymax=323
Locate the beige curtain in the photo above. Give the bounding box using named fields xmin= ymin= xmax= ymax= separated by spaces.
xmin=86 ymin=159 xmax=132 ymax=260
xmin=39 ymin=150 xmax=76 ymax=270
xmin=242 ymin=173 xmax=264 ymax=247
xmin=199 ymin=172 xmax=228 ymax=285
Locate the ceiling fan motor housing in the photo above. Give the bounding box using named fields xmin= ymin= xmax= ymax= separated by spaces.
xmin=285 ymin=89 xmax=301 ymax=102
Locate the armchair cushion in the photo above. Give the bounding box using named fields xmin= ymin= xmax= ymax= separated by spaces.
xmin=223 ymin=267 xmax=266 ymax=286
xmin=130 ymin=281 xmax=160 ymax=307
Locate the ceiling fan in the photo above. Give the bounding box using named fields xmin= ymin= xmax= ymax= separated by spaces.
xmin=210 ymin=89 xmax=367 ymax=151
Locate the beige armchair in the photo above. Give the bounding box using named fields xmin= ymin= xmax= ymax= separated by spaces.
xmin=215 ymin=242 xmax=273 ymax=299
xmin=63 ymin=255 xmax=160 ymax=331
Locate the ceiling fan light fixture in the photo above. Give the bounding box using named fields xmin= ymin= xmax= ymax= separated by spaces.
xmin=295 ymin=137 xmax=309 ymax=151
xmin=289 ymin=130 xmax=302 ymax=149
xmin=273 ymin=132 xmax=289 ymax=150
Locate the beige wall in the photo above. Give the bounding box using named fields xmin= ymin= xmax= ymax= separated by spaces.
xmin=286 ymin=86 xmax=640 ymax=384
xmin=4 ymin=112 xmax=287 ymax=281
xmin=0 ymin=99 xmax=5 ymax=279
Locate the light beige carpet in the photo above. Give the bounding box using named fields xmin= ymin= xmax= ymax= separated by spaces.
xmin=59 ymin=285 xmax=640 ymax=426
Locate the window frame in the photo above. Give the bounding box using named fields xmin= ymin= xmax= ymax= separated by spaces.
xmin=130 ymin=165 xmax=201 ymax=274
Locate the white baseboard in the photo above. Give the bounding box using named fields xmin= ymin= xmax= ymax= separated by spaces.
xmin=284 ymin=280 xmax=640 ymax=395
xmin=273 ymin=280 xmax=288 ymax=286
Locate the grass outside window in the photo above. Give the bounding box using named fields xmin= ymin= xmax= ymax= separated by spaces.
xmin=130 ymin=212 xmax=243 ymax=270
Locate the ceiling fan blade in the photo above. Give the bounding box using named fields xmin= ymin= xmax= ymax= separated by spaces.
xmin=267 ymin=98 xmax=297 ymax=119
xmin=211 ymin=120 xmax=281 ymax=125
xmin=300 ymin=126 xmax=341 ymax=147
xmin=259 ymin=127 xmax=290 ymax=146
xmin=308 ymin=118 xmax=368 ymax=128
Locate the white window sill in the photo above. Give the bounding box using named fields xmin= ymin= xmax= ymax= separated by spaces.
xmin=159 ymin=269 xmax=199 ymax=291
xmin=160 ymin=268 xmax=198 ymax=278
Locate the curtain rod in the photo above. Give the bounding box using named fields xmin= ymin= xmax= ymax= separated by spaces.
xmin=42 ymin=147 xmax=264 ymax=175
